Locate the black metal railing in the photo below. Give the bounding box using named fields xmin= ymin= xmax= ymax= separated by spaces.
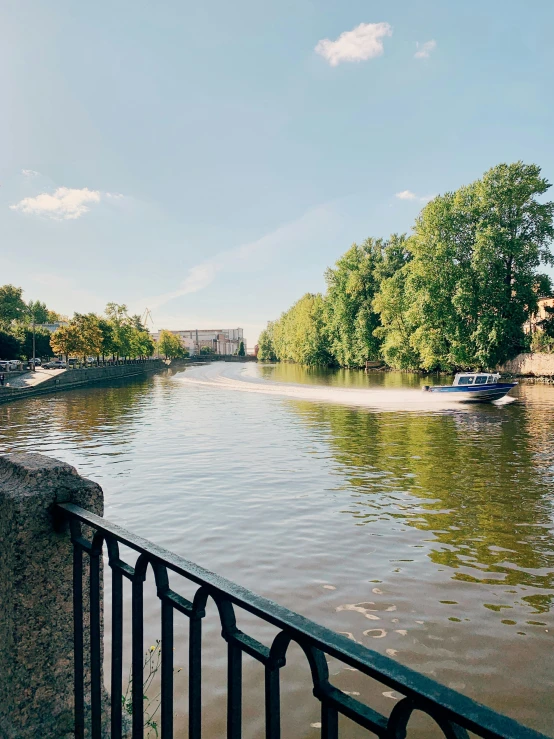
xmin=56 ymin=502 xmax=549 ymax=739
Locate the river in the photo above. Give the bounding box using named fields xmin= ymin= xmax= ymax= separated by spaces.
xmin=0 ymin=362 xmax=553 ymax=737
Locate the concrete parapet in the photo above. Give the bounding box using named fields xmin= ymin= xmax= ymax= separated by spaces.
xmin=0 ymin=453 xmax=104 ymax=738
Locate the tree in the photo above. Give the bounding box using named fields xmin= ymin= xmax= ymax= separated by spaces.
xmin=97 ymin=319 xmax=117 ymax=360
xmin=200 ymin=345 xmax=213 ymax=355
xmin=26 ymin=300 xmax=49 ymax=325
xmin=157 ymin=330 xmax=184 ymax=359
xmin=129 ymin=328 xmax=155 ymax=358
xmin=399 ymin=162 xmax=554 ymax=370
xmin=0 ymin=285 xmax=26 ymax=327
xmin=72 ymin=313 xmax=103 ymax=361
xmin=324 ymin=239 xmax=383 ymax=367
xmin=272 ymin=293 xmax=333 ymax=366
xmin=325 ymin=235 xmax=409 ymax=367
xmin=15 ymin=327 xmax=54 ymax=360
xmin=373 ymin=264 xmax=421 ymax=369
xmin=237 ymin=340 xmax=245 ymax=356
xmin=257 ymin=322 xmax=277 ymax=361
xmin=50 ymin=324 xmax=80 ymax=362
xmin=0 ymin=330 xmax=21 ymax=359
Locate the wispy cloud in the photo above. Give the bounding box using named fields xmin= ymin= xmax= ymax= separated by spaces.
xmin=315 ymin=22 xmax=392 ymax=67
xmin=414 ymin=40 xmax=436 ymax=59
xmin=10 ymin=187 xmax=102 ymax=220
xmin=395 ymin=190 xmax=434 ymax=203
xmin=21 ymin=169 xmax=40 ymax=177
xmin=143 ymin=202 xmax=339 ymax=313
xmin=146 ymin=262 xmax=221 ymax=310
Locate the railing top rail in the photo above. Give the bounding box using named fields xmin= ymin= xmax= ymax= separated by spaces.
xmin=56 ymin=502 xmax=549 ymax=739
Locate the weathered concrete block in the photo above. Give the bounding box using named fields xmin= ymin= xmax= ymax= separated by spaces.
xmin=0 ymin=453 xmax=103 ymax=738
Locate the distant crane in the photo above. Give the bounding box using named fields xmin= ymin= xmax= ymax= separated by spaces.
xmin=141 ymin=308 xmax=154 ymax=331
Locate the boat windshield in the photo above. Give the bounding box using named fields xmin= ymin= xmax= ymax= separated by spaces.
xmin=457 ymin=376 xmax=474 ymax=385
xmin=475 ymin=375 xmax=488 ymax=384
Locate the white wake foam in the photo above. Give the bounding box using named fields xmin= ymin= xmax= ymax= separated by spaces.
xmin=173 ymin=363 xmax=515 ymax=413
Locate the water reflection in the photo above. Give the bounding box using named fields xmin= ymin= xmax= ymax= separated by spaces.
xmin=288 ymin=396 xmax=554 ymax=604
xmin=0 ymin=364 xmax=553 ymax=735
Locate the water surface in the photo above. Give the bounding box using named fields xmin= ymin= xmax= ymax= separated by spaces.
xmin=0 ymin=362 xmax=552 ymax=737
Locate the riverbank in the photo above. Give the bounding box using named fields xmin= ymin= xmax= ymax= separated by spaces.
xmin=0 ymin=355 xmax=259 ymax=405
xmin=0 ymin=360 xmax=166 ymax=405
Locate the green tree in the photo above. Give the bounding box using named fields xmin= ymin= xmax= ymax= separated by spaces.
xmin=26 ymin=300 xmax=49 ymax=325
xmin=0 ymin=330 xmax=22 ymax=359
xmin=157 ymin=330 xmax=184 ymax=359
xmin=375 ymin=162 xmax=554 ymax=370
xmin=0 ymin=285 xmax=26 ymax=327
xmin=325 ymin=235 xmax=409 ymax=367
xmin=373 ymin=264 xmax=421 ymax=369
xmin=237 ymin=340 xmax=245 ymax=356
xmin=15 ymin=327 xmax=54 ymax=360
xmin=50 ymin=324 xmax=80 ymax=362
xmin=97 ymin=319 xmax=117 ymax=360
xmin=71 ymin=313 xmax=103 ymax=362
xmin=129 ymin=328 xmax=155 ymax=358
xmin=272 ymin=293 xmax=333 ymax=366
xmin=257 ymin=322 xmax=277 ymax=361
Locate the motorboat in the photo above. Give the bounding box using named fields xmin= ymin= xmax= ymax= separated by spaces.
xmin=422 ymin=372 xmax=517 ymax=403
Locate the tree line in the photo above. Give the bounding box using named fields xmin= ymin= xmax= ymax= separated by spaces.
xmin=0 ymin=287 xmax=156 ymax=362
xmin=258 ymin=162 xmax=554 ymax=371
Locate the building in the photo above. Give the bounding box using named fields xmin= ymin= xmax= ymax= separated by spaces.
xmin=36 ymin=322 xmax=68 ymax=333
xmin=523 ymin=296 xmax=554 ymax=334
xmin=151 ymin=328 xmax=246 ymax=356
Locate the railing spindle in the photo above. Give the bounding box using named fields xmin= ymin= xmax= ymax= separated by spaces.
xmin=227 ymin=640 xmax=242 ymax=739
xmin=189 ymin=614 xmax=203 ymax=739
xmin=161 ymin=597 xmax=174 ymax=736
xmin=265 ymin=664 xmax=281 ymax=739
xmin=131 ymin=564 xmax=146 ymax=738
xmin=110 ymin=553 xmax=123 ymax=739
xmin=321 ymin=702 xmax=339 ymax=739
xmin=90 ymin=542 xmax=102 ymax=739
xmin=72 ymin=531 xmax=85 ymax=739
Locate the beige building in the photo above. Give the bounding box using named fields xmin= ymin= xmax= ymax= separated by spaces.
xmin=524 ymin=296 xmax=554 ymax=334
xmin=152 ymin=328 xmax=246 ymax=356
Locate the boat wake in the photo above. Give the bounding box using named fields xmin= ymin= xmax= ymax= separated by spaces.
xmin=174 ymin=363 xmax=516 ymax=413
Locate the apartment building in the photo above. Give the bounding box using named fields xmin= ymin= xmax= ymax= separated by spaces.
xmin=151 ymin=328 xmax=246 ymax=356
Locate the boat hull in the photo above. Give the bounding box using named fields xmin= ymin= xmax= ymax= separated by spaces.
xmin=425 ymin=383 xmax=516 ymax=403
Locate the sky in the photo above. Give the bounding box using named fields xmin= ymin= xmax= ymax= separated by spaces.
xmin=2 ymin=1 xmax=554 ymax=346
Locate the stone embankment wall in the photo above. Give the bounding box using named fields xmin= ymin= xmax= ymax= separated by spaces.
xmin=499 ymin=352 xmax=554 ymax=377
xmin=0 ymin=359 xmax=166 ymax=405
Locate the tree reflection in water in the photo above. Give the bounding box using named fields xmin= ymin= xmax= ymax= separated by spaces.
xmin=288 ymin=395 xmax=554 ymax=613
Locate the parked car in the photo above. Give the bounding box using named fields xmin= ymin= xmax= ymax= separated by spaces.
xmin=31 ymin=358 xmax=42 ymax=366
xmin=0 ymin=360 xmax=22 ymax=371
xmin=43 ymin=360 xmax=67 ymax=369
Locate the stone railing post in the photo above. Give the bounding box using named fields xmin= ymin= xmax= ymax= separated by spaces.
xmin=0 ymin=453 xmax=104 ymax=738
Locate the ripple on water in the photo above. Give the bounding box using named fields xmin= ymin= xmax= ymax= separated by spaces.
xmin=0 ymin=364 xmax=553 ymax=736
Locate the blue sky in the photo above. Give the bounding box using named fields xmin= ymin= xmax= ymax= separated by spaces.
xmin=2 ymin=1 xmax=554 ymax=346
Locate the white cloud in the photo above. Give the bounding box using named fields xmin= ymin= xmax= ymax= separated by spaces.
xmin=315 ymin=22 xmax=392 ymax=67
xmin=10 ymin=187 xmax=102 ymax=220
xmin=395 ymin=190 xmax=418 ymax=200
xmin=395 ymin=190 xmax=434 ymax=203
xmin=414 ymin=40 xmax=436 ymax=59
xmin=21 ymin=169 xmax=40 ymax=177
